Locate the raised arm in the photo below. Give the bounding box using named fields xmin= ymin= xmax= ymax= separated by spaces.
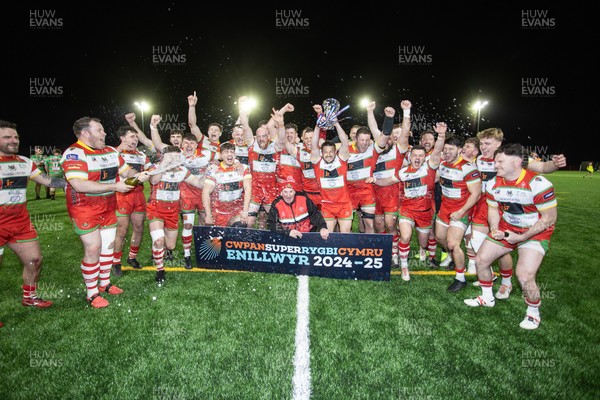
xmin=398 ymin=100 xmax=412 ymax=152
xmin=429 ymin=122 xmax=447 ymax=168
xmin=125 ymin=112 xmax=154 ymax=149
xmin=375 ymin=107 xmax=396 ymax=150
xmin=366 ymin=101 xmax=382 ymax=138
xmin=313 ymin=104 xmax=326 ymax=147
xmin=334 ymin=122 xmax=350 ymax=161
xmin=187 ymin=91 xmax=204 ymax=141
xmin=310 ymin=120 xmax=321 ymax=165
xmin=270 ymin=108 xmax=286 ymax=153
xmin=275 ymin=104 xmax=297 ymax=154
xmin=238 ymin=96 xmax=255 ymax=147
xmin=149 ymin=115 xmax=168 ymax=152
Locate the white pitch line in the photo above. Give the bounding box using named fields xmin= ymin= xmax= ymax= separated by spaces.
xmin=292 ymin=275 xmax=312 ymax=400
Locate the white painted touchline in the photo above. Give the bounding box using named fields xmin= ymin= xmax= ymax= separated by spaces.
xmin=292 ymin=274 xmax=311 ymax=400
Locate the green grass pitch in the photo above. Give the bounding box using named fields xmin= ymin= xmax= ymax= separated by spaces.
xmin=0 ymin=171 xmax=599 ymax=399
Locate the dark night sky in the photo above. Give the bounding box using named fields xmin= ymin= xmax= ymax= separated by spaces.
xmin=1 ymin=4 xmax=595 ymax=166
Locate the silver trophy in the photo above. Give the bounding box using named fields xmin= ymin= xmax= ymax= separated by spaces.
xmin=317 ymin=98 xmax=350 ymax=130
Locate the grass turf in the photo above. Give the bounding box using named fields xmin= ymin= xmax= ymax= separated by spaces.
xmin=0 ymin=171 xmax=599 ymax=399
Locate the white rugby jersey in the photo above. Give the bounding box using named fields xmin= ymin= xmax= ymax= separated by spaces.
xmin=0 ymin=155 xmax=40 ymax=210
xmin=486 ymin=169 xmax=556 ymax=230
xmin=249 ymin=141 xmax=278 ymax=174
xmin=119 ymin=149 xmax=150 ymax=173
xmin=149 ymin=167 xmax=190 ymax=203
xmin=438 ymin=158 xmax=480 ymax=210
xmin=476 ymin=155 xmax=496 ymax=193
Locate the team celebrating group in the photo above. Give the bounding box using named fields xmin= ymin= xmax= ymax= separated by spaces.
xmin=0 ymin=93 xmax=565 ymax=329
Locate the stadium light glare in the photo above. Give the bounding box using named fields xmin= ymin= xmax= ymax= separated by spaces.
xmin=472 ymin=100 xmax=488 ymax=133
xmin=239 ymin=97 xmax=257 ymax=113
xmin=134 ymin=101 xmax=150 ymax=129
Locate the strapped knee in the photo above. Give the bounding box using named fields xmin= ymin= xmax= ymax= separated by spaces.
xmin=361 ymin=211 xmax=375 ymax=220
xmin=470 ymin=230 xmax=487 ymax=253
xmin=100 ymin=227 xmax=117 ymax=253
xmin=150 ymin=229 xmax=165 ymax=245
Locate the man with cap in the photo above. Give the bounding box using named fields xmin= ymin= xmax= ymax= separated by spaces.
xmin=267 ymin=176 xmax=329 ymax=240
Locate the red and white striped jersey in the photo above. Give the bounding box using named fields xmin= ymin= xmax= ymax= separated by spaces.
xmin=486 ymin=169 xmax=556 ymax=232
xmin=204 ymin=162 xmax=251 ymax=203
xmin=346 ymin=143 xmax=378 ymax=191
xmin=397 ymin=161 xmax=437 ymax=210
xmin=148 ymin=167 xmax=191 ymax=203
xmin=297 ymin=145 xmax=319 ymax=193
xmin=438 ymin=157 xmax=480 ymax=210
xmin=61 ymin=141 xmax=130 ymax=206
xmin=313 ymin=155 xmax=351 ymax=204
xmin=0 ymin=155 xmax=40 ymax=220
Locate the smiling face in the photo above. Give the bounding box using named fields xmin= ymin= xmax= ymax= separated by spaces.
xmin=321 ymin=143 xmax=337 ymax=164
xmin=120 ymin=130 xmax=139 ymax=151
xmin=391 ymin=126 xmax=403 ymax=145
xmin=355 ymin=132 xmax=371 ymax=153
xmin=231 ymin=126 xmax=245 ymax=145
xmin=443 ymin=144 xmax=461 ymax=164
xmin=181 ymin=138 xmax=198 ymax=157
xmin=281 ymin=187 xmax=295 ymax=204
xmin=0 ymin=127 xmax=19 ymax=156
xmin=207 ymin=124 xmax=222 ymax=142
xmin=82 ymin=120 xmax=107 ymax=149
xmin=221 ymin=147 xmax=236 ymax=166
xmin=255 ymin=128 xmax=270 ymax=149
xmin=419 ymin=132 xmax=435 ymax=153
xmin=169 ymin=133 xmax=183 ymax=147
xmin=479 ymin=137 xmax=502 ymax=158
xmin=410 ymin=148 xmax=426 ymax=169
xmin=462 ymin=142 xmax=479 ymax=161
xmin=285 ymin=127 xmax=298 ymax=144
xmin=301 ymin=130 xmax=313 ymax=147
xmin=494 ymin=152 xmax=521 ymax=179
xmin=349 ymin=126 xmax=359 ymax=142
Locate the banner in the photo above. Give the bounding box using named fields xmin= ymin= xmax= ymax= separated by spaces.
xmin=193 ymin=226 xmax=391 ymax=281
